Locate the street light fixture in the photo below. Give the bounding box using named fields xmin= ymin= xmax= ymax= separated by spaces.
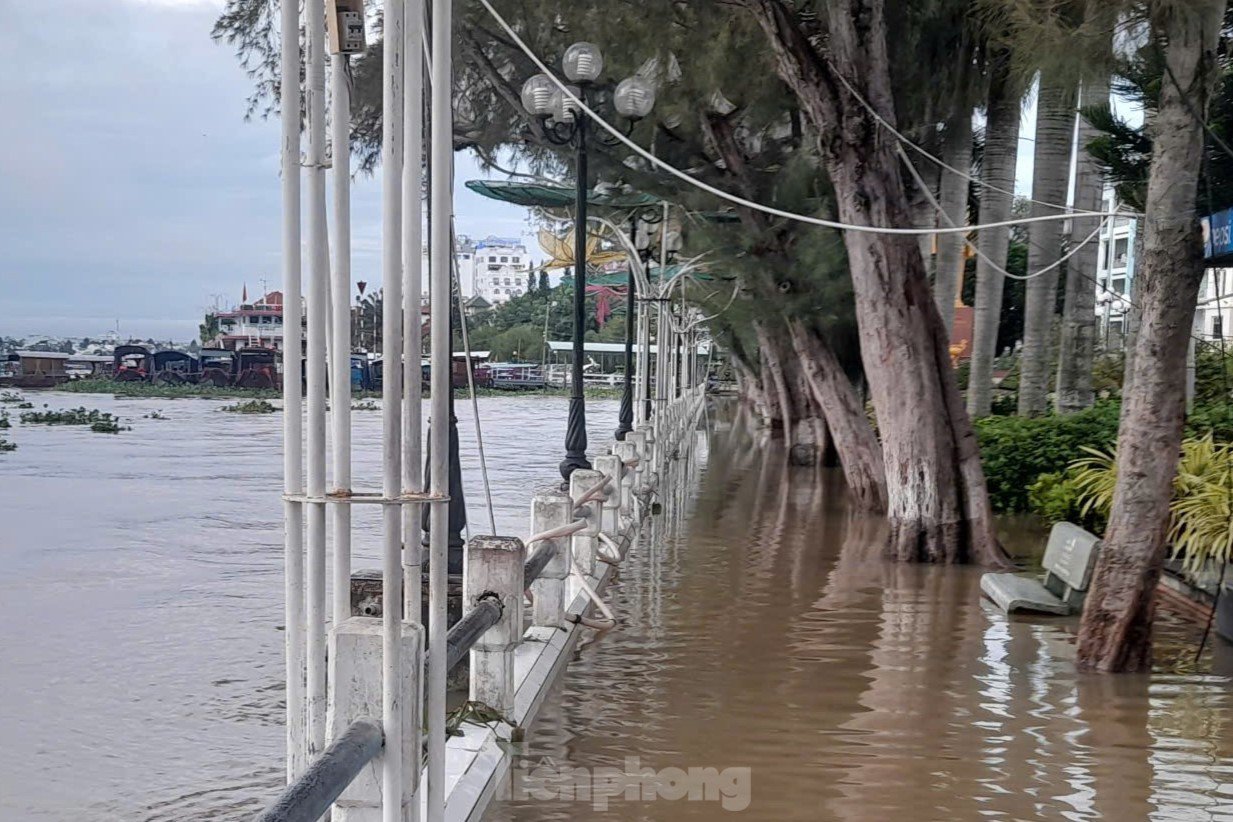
xmin=519 ymin=44 xmax=655 ymax=482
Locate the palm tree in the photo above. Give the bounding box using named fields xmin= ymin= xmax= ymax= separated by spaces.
xmin=1017 ymin=72 xmax=1075 ymax=416
xmin=1055 ymin=70 xmax=1110 ymax=414
xmin=933 ymin=112 xmax=974 ymax=334
xmin=968 ymin=49 xmax=1023 ymax=418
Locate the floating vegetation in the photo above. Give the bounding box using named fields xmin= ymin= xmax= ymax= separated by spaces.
xmin=0 ymin=412 xmax=9 ymax=429
xmin=221 ymin=399 xmax=277 ymax=414
xmin=18 ymin=406 xmax=129 ymax=433
xmin=63 ymin=378 xmax=279 ymax=399
xmin=352 ymin=400 xmax=380 ymax=411
xmin=0 ymin=437 xmax=14 ymax=453
xmin=0 ymin=391 xmax=24 ymax=404
xmin=15 ymin=402 xmax=33 ymax=409
xmin=143 ymin=410 xmax=168 ymax=420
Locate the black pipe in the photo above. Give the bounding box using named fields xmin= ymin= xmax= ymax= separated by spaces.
xmin=615 ymin=218 xmax=637 ymax=441
xmin=445 ymin=596 xmax=502 ymax=673
xmin=255 ymin=719 xmax=383 ymax=822
xmin=523 ymin=542 xmax=557 ymax=586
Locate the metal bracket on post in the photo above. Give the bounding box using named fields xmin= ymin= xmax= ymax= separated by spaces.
xmin=466 ymin=536 xmax=525 ymax=720
xmin=568 ymin=469 xmax=603 ymax=601
xmin=326 ymin=617 xmax=423 ymax=822
xmin=529 ymin=490 xmax=573 ymax=628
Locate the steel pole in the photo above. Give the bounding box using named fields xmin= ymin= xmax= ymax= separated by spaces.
xmin=560 ymin=106 xmax=591 ymax=482
xmin=380 ymin=0 xmax=406 ymax=816
xmin=330 ymin=53 xmax=353 ymax=629
xmin=279 ymin=0 xmax=306 ymax=780
xmin=403 ymin=0 xmax=426 ymax=623
xmin=427 ymin=0 xmax=452 ymax=813
xmin=304 ymin=0 xmax=329 ymax=759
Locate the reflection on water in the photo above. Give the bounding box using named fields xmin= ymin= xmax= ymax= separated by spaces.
xmin=0 ymin=391 xmax=618 ymax=820
xmin=486 ymin=405 xmax=1233 ymax=821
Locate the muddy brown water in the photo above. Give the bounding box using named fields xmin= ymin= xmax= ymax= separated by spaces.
xmin=3 ymin=394 xmax=1232 ymax=820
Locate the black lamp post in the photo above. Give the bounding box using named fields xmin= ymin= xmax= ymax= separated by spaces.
xmin=520 ymin=45 xmax=656 ymax=482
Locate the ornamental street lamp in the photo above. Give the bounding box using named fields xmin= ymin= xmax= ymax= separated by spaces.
xmin=520 ymin=44 xmax=656 ymax=482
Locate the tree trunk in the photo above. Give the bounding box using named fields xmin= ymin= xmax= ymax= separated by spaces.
xmin=967 ymin=52 xmax=1021 ymax=418
xmin=744 ymin=0 xmax=1008 ymax=566
xmin=933 ymin=113 xmax=973 ymax=336
xmin=1076 ymin=0 xmax=1223 ymax=672
xmin=909 ymin=156 xmax=939 ymax=281
xmin=755 ymin=320 xmax=794 ymax=437
xmin=1056 ymin=73 xmax=1109 ymax=414
xmin=788 ymin=319 xmax=887 ymax=511
xmin=1018 ymin=72 xmax=1075 ymax=417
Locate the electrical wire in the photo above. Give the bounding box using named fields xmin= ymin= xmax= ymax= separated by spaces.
xmin=476 ymin=0 xmax=1114 ymax=237
xmin=898 ymin=144 xmax=1109 ymax=281
xmin=825 ymin=57 xmax=1142 ymax=218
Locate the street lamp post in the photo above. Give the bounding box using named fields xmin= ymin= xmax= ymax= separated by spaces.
xmin=520 ymin=45 xmax=656 ymax=482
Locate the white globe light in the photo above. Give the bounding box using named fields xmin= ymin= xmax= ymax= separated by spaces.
xmin=520 ymin=74 xmax=555 ymax=116
xmin=562 ymin=42 xmax=603 ymax=84
xmin=614 ymin=76 xmax=655 ymax=119
xmin=552 ymin=85 xmax=581 ymax=123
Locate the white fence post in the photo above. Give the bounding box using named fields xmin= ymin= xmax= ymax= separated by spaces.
xmin=326 ymin=617 xmax=423 ymax=822
xmin=569 ymin=468 xmax=603 ymax=600
xmin=530 ymin=490 xmax=572 ymax=628
xmin=466 ymin=536 xmax=525 ymax=720
xmin=592 ymin=453 xmax=622 ymax=538
xmin=612 ymin=441 xmax=636 ymax=523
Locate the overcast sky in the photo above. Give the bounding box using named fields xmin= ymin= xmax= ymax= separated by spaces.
xmin=0 ymin=0 xmax=533 ymax=341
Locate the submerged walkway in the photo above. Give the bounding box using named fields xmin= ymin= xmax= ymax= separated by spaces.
xmin=486 ymin=408 xmax=1233 ymax=821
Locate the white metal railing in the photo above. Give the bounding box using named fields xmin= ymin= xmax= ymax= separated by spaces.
xmin=272 ymin=1 xmax=710 ymax=815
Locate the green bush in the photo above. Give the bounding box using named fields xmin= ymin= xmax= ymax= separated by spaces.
xmin=975 ymin=403 xmax=1121 ymax=512
xmin=1026 ymin=471 xmax=1106 ymax=532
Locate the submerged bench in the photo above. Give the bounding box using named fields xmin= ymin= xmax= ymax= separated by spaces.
xmin=981 ymin=522 xmax=1101 ymax=615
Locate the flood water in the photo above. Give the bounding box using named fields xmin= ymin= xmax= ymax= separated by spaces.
xmin=485 ymin=407 xmax=1233 ymax=821
xmin=4 ymin=394 xmax=1233 ymax=820
xmin=0 ymin=390 xmax=618 ymax=820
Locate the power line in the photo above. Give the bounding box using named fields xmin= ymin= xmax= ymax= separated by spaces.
xmin=477 ymin=0 xmax=1114 ymax=238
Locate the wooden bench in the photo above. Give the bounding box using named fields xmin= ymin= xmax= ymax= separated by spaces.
xmin=980 ymin=522 xmax=1101 ymax=615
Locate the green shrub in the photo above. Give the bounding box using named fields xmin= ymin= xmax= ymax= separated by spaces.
xmin=1026 ymin=471 xmax=1106 ymax=531
xmin=975 ymin=402 xmax=1121 ymax=512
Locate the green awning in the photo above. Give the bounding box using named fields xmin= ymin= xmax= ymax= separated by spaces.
xmin=465 ymin=179 xmax=660 ymax=209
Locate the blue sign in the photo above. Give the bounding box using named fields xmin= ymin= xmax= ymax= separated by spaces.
xmin=1204 ymin=208 xmax=1233 ymax=260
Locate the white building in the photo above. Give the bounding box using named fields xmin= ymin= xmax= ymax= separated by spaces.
xmin=1093 ymin=189 xmax=1138 ymax=348
xmin=1195 ymin=268 xmax=1233 ymax=341
xmin=469 ymin=236 xmax=532 ymax=305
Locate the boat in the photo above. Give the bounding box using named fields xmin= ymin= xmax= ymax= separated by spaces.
xmin=0 ymin=351 xmax=71 ymax=388
xmin=113 ymin=345 xmax=153 ymax=382
xmin=483 ymin=362 xmax=546 ymax=390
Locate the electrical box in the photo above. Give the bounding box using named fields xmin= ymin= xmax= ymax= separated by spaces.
xmin=327 ymin=0 xmax=366 ymax=55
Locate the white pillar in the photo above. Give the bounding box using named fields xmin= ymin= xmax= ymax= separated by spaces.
xmin=330 ymin=49 xmax=353 ymax=629
xmin=379 ymin=0 xmax=406 ymax=817
xmin=305 ymin=0 xmax=330 ymax=758
xmin=426 ymin=0 xmax=453 ymax=812
xmin=402 ymin=0 xmax=426 ymax=623
xmin=279 ymin=0 xmax=306 ymax=779
xmin=466 ymin=536 xmax=525 ymax=720
xmin=327 ymin=618 xmax=423 ymax=822
xmin=529 ymin=491 xmax=572 ymax=628
xmin=569 ymin=469 xmax=603 ymax=600
xmin=612 ymin=441 xmax=636 ymax=523
xmin=592 ymin=453 xmax=622 ymax=538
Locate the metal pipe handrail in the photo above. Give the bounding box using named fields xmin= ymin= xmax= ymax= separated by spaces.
xmin=573 ymin=472 xmax=612 ymax=506
xmin=256 ymin=719 xmax=384 ymax=822
xmin=445 ymin=596 xmax=502 ymax=673
xmin=524 ymin=542 xmax=557 ymax=587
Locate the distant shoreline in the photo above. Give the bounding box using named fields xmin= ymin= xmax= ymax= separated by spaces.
xmin=52 ymin=378 xmax=622 ymax=401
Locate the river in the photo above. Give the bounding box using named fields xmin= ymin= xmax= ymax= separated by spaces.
xmin=0 ymin=390 xmax=618 ymax=820
xmin=3 ymin=393 xmax=1232 ymax=820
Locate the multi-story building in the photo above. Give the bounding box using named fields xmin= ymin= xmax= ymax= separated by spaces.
xmin=470 ymin=236 xmax=532 ymax=305
xmin=1093 ymin=190 xmax=1138 ymax=349
xmin=215 ymin=290 xmax=298 ymax=351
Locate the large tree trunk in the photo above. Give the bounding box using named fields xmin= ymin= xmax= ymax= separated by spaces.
xmin=788 ymin=319 xmax=887 ymax=511
xmin=933 ymin=113 xmax=973 ymax=336
xmin=744 ymin=0 xmax=1007 ymax=566
xmin=1017 ymin=72 xmax=1075 ymax=417
xmin=1055 ymin=73 xmax=1109 ymax=414
xmin=755 ymin=320 xmax=794 ymax=437
xmin=1076 ymin=0 xmax=1223 ymax=673
xmin=967 ymin=52 xmax=1021 ymax=418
